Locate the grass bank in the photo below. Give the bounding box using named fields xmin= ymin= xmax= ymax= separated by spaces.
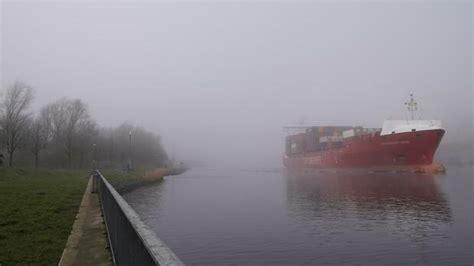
xmin=0 ymin=169 xmax=88 ymax=265
xmin=101 ymin=166 xmax=187 ymax=194
xmin=101 ymin=168 xmax=166 ymax=194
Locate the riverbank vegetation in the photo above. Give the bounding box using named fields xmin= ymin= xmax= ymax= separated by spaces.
xmin=0 ymin=82 xmax=183 ymax=264
xmin=0 ymin=168 xmax=88 ymax=265
xmin=0 ymin=81 xmax=169 ymax=170
xmin=102 ymin=163 xmax=187 ymax=193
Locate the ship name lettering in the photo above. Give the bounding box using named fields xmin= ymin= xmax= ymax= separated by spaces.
xmin=381 ymin=140 xmax=410 ymax=145
xmin=303 ymin=156 xmax=321 ymax=165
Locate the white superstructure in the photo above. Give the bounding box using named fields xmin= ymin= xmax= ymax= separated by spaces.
xmin=380 ymin=120 xmax=443 ymax=136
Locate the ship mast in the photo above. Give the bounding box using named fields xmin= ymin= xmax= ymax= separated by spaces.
xmin=404 ymin=93 xmax=418 ymax=120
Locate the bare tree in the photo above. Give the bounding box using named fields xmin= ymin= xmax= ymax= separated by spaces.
xmin=75 ymin=119 xmax=97 ymax=168
xmin=27 ymin=115 xmax=50 ymax=168
xmin=43 ymin=98 xmax=93 ymax=168
xmin=0 ymin=82 xmax=34 ymax=167
xmin=0 ymin=85 xmax=169 ymax=169
xmin=64 ymin=99 xmax=90 ymax=167
xmin=96 ymin=123 xmax=168 ymax=169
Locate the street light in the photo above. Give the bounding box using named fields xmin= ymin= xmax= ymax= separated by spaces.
xmin=127 ymin=130 xmax=132 ymax=172
xmin=92 ymin=143 xmax=97 ymax=169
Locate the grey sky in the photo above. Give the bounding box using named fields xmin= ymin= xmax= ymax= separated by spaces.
xmin=1 ymin=1 xmax=472 ymax=168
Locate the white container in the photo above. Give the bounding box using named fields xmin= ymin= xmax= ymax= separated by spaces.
xmin=343 ymin=129 xmax=355 ymax=138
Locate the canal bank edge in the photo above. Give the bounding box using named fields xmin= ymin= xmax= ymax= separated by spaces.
xmin=58 ymin=176 xmax=112 ymax=266
xmin=95 ymin=170 xmax=184 ymax=265
xmin=106 ymin=166 xmax=188 ymax=194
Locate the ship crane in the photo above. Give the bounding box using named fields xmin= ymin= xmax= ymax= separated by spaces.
xmin=404 ymin=93 xmax=418 ymax=120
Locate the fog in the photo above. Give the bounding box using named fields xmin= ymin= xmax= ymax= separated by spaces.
xmin=1 ymin=1 xmax=472 ymax=168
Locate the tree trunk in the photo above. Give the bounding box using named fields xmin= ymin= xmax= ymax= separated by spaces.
xmin=34 ymin=152 xmax=39 ymax=168
xmin=68 ymin=152 xmax=72 ymax=168
xmin=79 ymin=152 xmax=84 ymax=169
xmin=8 ymin=151 xmax=13 ymax=167
xmin=67 ymin=138 xmax=73 ymax=168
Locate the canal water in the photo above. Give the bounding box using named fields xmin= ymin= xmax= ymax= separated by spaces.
xmin=124 ymin=165 xmax=473 ymax=265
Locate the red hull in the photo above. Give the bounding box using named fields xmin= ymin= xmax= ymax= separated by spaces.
xmin=283 ymin=129 xmax=445 ymax=171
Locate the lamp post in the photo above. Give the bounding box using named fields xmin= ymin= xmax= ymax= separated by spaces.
xmin=127 ymin=130 xmax=132 ymax=172
xmin=92 ymin=143 xmax=97 ymax=169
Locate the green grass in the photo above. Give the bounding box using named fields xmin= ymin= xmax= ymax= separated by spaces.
xmin=99 ymin=168 xmax=147 ymax=184
xmin=100 ymin=166 xmax=187 ymax=194
xmin=0 ymin=168 xmax=89 ymax=265
xmin=99 ymin=168 xmax=152 ymax=194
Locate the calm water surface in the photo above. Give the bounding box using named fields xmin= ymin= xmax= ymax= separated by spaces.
xmin=124 ymin=165 xmax=473 ymax=265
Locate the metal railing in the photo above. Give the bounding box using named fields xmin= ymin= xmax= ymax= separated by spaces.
xmin=93 ymin=170 xmax=183 ymax=266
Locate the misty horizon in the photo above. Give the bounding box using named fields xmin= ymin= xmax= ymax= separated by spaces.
xmin=1 ymin=1 xmax=472 ymax=168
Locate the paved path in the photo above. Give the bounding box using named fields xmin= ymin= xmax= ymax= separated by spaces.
xmin=59 ymin=176 xmax=112 ymax=265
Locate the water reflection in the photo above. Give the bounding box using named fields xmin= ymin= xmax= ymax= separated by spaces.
xmin=286 ymin=170 xmax=451 ymax=229
xmin=125 ymin=168 xmax=472 ymax=265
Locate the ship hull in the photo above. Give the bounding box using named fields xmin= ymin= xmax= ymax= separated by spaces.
xmin=283 ymin=129 xmax=445 ymax=172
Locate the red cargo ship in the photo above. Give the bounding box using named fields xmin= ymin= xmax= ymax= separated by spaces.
xmin=283 ymin=95 xmax=445 ymax=173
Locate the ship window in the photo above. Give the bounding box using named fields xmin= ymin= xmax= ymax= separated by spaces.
xmin=391 ymin=131 xmax=395 ymax=134
xmin=411 ymin=129 xmax=416 ymax=132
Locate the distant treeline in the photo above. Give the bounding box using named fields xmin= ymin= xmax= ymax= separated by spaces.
xmin=0 ymin=81 xmax=168 ymax=169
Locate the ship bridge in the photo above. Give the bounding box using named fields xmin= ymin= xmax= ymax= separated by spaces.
xmin=380 ymin=120 xmax=443 ymax=136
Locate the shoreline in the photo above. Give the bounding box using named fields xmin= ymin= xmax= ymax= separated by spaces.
xmin=103 ymin=166 xmax=188 ymax=194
